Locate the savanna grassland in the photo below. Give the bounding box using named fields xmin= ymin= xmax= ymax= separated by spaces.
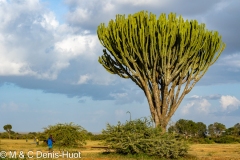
xmin=1 ymin=139 xmax=240 ymax=160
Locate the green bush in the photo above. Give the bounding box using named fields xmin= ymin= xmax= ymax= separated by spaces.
xmin=187 ymin=137 xmax=216 ymax=144
xmin=187 ymin=137 xmax=206 ymax=144
xmin=43 ymin=122 xmax=87 ymax=150
xmin=89 ymin=133 xmax=107 ymax=141
xmin=213 ymin=136 xmax=240 ymax=143
xmin=0 ymin=132 xmax=8 ymax=139
xmin=102 ymin=117 xmax=189 ymax=159
xmin=204 ymin=138 xmax=215 ymax=144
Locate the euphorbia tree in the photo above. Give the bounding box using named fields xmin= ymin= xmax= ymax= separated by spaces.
xmin=97 ymin=11 xmax=225 ymax=131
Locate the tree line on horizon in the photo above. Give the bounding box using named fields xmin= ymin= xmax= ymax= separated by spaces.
xmin=168 ymin=119 xmax=240 ymax=138
xmin=2 ymin=119 xmax=240 ymax=141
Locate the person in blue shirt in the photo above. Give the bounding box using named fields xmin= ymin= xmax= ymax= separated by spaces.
xmin=47 ymin=135 xmax=55 ymax=152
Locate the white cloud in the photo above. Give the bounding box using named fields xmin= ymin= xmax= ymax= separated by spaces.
xmin=0 ymin=0 xmax=239 ymax=102
xmin=198 ymin=99 xmax=211 ymax=113
xmin=182 ymin=94 xmax=240 ymax=116
xmin=91 ymin=73 xmax=117 ymax=85
xmin=206 ymin=94 xmax=222 ymax=100
xmin=0 ymin=0 xmax=102 ymax=81
xmin=67 ymin=8 xmax=90 ymax=24
xmin=77 ymin=74 xmax=91 ymax=84
xmin=182 ymin=96 xmax=211 ymax=114
xmin=110 ymin=92 xmax=128 ymax=99
xmin=109 ymin=88 xmax=144 ymax=104
xmin=191 ymin=95 xmax=201 ymax=99
xmin=0 ymin=58 xmax=34 ymax=76
xmin=187 ymin=94 xmax=221 ymax=100
xmin=220 ymin=95 xmax=240 ymax=111
xmin=218 ymin=54 xmax=240 ymax=72
xmin=34 ymin=12 xmax=59 ymax=30
xmin=0 ymin=1 xmax=60 ymax=79
xmin=54 ymin=34 xmax=98 ymax=59
xmin=182 ymin=102 xmax=194 ymax=114
xmin=102 ymin=2 xmax=115 ymax=12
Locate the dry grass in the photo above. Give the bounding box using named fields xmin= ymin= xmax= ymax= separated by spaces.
xmin=188 ymin=143 xmax=240 ymax=160
xmin=85 ymin=140 xmax=105 ymax=147
xmin=0 ymin=139 xmax=107 ymax=160
xmin=1 ymin=139 xmax=240 ymax=159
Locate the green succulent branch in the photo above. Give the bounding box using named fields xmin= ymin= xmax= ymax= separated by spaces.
xmin=97 ymin=11 xmax=225 ymax=131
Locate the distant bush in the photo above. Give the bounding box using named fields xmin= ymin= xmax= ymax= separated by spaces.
xmin=26 ymin=132 xmax=37 ymax=139
xmin=177 ymin=135 xmax=240 ymax=144
xmin=204 ymin=138 xmax=215 ymax=144
xmin=213 ymin=136 xmax=240 ymax=143
xmin=186 ymin=136 xmax=240 ymax=144
xmin=103 ymin=117 xmax=189 ymax=159
xmin=88 ymin=133 xmax=107 ymax=141
xmin=0 ymin=132 xmax=9 ymax=139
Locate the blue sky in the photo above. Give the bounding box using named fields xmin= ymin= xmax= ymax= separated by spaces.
xmin=0 ymin=0 xmax=240 ymax=133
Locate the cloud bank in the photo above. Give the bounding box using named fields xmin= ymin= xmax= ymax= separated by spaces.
xmin=0 ymin=0 xmax=240 ymax=103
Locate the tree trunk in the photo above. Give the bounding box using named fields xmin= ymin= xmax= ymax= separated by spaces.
xmin=154 ymin=113 xmax=168 ymax=133
xmin=145 ymin=96 xmax=169 ymax=132
xmin=144 ymin=86 xmax=171 ymax=133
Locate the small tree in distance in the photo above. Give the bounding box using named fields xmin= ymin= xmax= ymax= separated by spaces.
xmin=3 ymin=124 xmax=12 ymax=139
xmin=208 ymin=122 xmax=226 ymax=137
xmin=97 ymin=11 xmax=226 ymax=131
xmin=233 ymin=123 xmax=240 ymax=135
xmin=168 ymin=119 xmax=207 ymax=138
